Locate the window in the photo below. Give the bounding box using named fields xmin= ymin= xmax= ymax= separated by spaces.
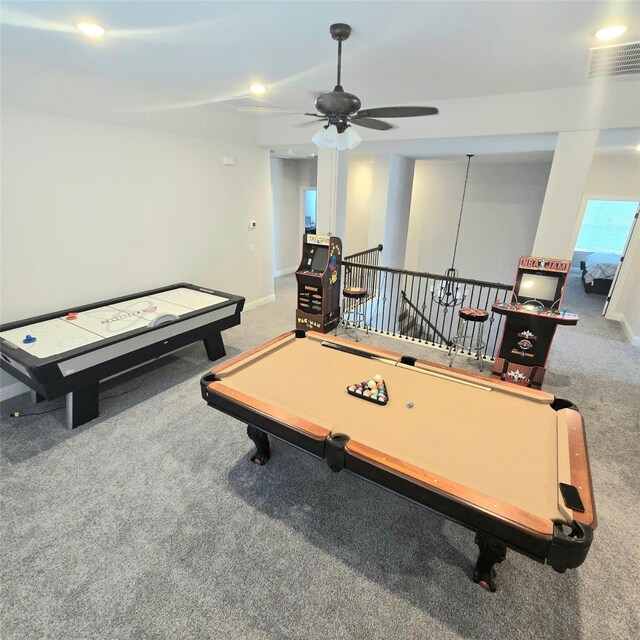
xmin=576 ymin=200 xmax=638 ymax=254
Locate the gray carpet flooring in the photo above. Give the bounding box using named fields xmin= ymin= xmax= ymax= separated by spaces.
xmin=1 ymin=272 xmax=639 ymax=640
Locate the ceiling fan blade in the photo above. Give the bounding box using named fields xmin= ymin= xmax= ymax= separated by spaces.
xmin=303 ymin=113 xmax=326 ymax=118
xmin=298 ymin=119 xmax=327 ymax=128
xmin=349 ymin=117 xmax=394 ymax=131
xmin=356 ymin=106 xmax=439 ymax=118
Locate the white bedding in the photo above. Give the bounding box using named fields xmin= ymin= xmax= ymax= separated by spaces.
xmin=582 ymin=253 xmax=620 ymax=285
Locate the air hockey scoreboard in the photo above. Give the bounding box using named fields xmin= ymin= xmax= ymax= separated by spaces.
xmin=0 ymin=283 xmax=244 ymax=428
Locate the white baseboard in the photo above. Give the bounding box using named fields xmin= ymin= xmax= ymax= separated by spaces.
xmin=621 ymin=317 xmax=640 ymax=346
xmin=243 ymin=294 xmax=276 ymax=312
xmin=609 ymin=312 xmax=640 ymax=346
xmin=0 ymin=381 xmax=30 ymax=402
xmin=274 ymin=266 xmax=297 ymax=277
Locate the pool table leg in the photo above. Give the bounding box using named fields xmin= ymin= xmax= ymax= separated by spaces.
xmin=473 ymin=533 xmax=507 ymax=592
xmin=247 ymin=425 xmax=270 ymax=465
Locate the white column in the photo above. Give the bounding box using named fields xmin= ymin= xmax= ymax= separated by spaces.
xmin=366 ymin=155 xmax=415 ymax=268
xmin=532 ymin=130 xmax=599 ymax=258
xmin=316 ymin=147 xmax=348 ymax=239
xmin=368 ymin=157 xmax=390 ymax=249
xmin=382 ymin=155 xmax=415 ymax=269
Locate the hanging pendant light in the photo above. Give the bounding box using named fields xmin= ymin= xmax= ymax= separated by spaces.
xmin=432 ymin=154 xmax=474 ymax=308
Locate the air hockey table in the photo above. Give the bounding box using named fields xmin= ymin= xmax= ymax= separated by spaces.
xmin=0 ymin=283 xmax=244 ymax=428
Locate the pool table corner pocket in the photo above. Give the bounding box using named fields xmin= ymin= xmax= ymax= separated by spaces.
xmin=547 ymin=520 xmax=594 ymax=573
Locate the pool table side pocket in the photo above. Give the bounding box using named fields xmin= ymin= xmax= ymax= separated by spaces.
xmin=343 ymin=440 xmax=555 ymax=538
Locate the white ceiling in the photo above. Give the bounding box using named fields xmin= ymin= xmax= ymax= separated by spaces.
xmin=2 ymin=1 xmax=639 ymax=158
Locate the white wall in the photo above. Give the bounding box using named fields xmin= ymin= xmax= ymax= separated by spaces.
xmin=0 ymin=108 xmax=274 ymax=394
xmin=583 ymin=151 xmax=640 ymax=197
xmin=344 ymin=157 xmax=374 ymax=255
xmin=1 ymin=109 xmax=274 ymax=323
xmin=407 ymin=159 xmax=552 ymax=284
xmin=533 ymin=130 xmax=599 ymax=258
xmin=271 ymin=157 xmax=317 ymax=275
xmin=616 ymin=235 xmax=640 ymax=343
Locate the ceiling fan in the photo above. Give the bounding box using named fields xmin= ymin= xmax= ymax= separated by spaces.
xmin=305 ymin=23 xmax=438 ymax=145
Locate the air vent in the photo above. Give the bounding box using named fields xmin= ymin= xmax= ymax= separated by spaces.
xmin=588 ymin=41 xmax=640 ymax=79
xmin=219 ymin=96 xmax=289 ymax=114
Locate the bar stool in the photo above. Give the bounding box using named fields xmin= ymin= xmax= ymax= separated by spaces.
xmin=448 ymin=307 xmax=489 ymax=371
xmin=338 ymin=286 xmax=368 ymax=342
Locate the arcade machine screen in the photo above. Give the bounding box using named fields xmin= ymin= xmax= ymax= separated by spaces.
xmin=310 ymin=245 xmax=329 ymax=272
xmin=515 ymin=273 xmax=563 ymax=309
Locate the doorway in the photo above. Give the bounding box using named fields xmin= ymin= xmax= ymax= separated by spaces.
xmin=573 ymin=198 xmax=639 ymax=314
xmin=301 ymin=187 xmax=317 ymax=235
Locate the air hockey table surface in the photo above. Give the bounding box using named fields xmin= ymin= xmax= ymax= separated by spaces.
xmin=0 ymin=283 xmax=244 ymax=428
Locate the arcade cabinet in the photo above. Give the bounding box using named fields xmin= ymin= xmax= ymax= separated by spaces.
xmin=295 ymin=235 xmax=342 ymax=333
xmin=492 ymin=256 xmax=578 ymax=389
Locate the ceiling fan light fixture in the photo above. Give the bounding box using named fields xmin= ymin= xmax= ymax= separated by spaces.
xmin=312 ymin=126 xmax=327 ymax=147
xmin=323 ymin=125 xmax=340 ymax=148
xmin=312 ymin=125 xmax=338 ymax=149
xmin=312 ymin=124 xmax=361 ymax=150
xmin=337 ymin=126 xmax=361 ymax=150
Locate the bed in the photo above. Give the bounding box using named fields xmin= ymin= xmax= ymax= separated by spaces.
xmin=579 ymin=253 xmax=620 ymax=295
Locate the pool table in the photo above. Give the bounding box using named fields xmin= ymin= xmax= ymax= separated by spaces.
xmin=200 ymin=330 xmax=596 ymax=591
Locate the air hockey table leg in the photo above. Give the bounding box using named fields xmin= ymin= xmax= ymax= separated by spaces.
xmin=203 ymin=331 xmax=226 ymax=361
xmin=66 ymin=384 xmax=99 ymax=429
xmin=30 ymin=390 xmax=45 ymax=404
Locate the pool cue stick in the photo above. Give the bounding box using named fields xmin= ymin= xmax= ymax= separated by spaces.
xmin=320 ymin=340 xmax=398 ymax=366
xmin=396 ymin=362 xmax=492 ymax=392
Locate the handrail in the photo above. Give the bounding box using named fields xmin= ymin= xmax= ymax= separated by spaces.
xmin=400 ymin=290 xmax=449 ymax=344
xmin=337 ymin=255 xmax=512 ymax=360
xmin=341 ymin=260 xmax=512 ymax=291
xmin=344 ymin=244 xmax=383 ymax=261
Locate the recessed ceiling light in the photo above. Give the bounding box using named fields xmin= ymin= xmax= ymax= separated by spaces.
xmin=75 ymin=22 xmax=106 ymax=38
xmin=249 ymin=84 xmax=267 ymax=96
xmin=594 ymin=25 xmax=628 ymax=40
